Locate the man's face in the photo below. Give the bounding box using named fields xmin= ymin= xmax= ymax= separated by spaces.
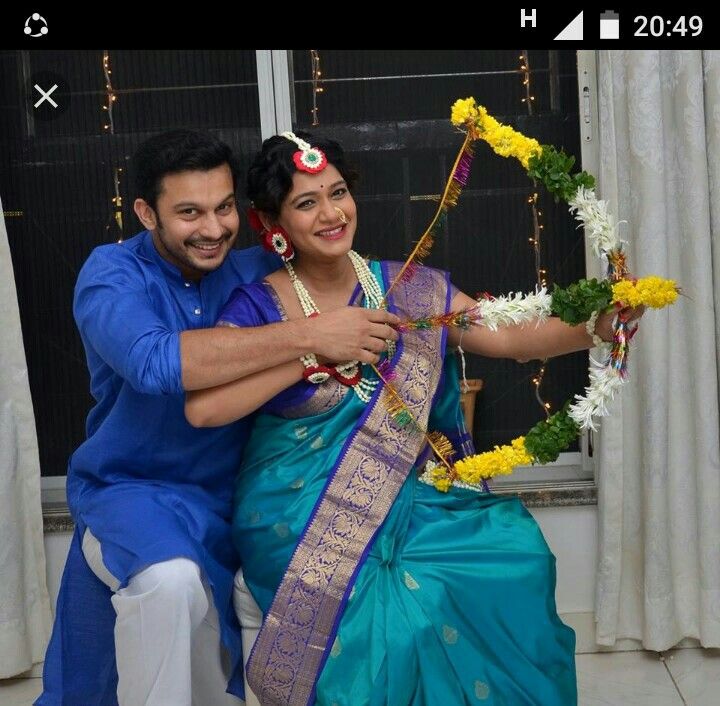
xmin=149 ymin=164 xmax=239 ymax=280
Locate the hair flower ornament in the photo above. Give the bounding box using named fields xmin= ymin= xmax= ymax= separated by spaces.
xmin=281 ymin=131 xmax=328 ymax=173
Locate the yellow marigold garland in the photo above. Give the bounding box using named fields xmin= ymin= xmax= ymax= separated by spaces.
xmin=452 ymin=99 xmax=542 ymax=168
xmin=452 ymin=437 xmax=532 ymax=483
xmin=612 ymin=277 xmax=678 ymax=309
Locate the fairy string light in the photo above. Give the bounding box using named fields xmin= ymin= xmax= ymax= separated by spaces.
xmin=518 ymin=51 xmax=551 ymax=419
xmin=519 ymin=50 xmax=535 ymax=114
xmin=310 ymin=50 xmax=324 ymax=126
xmin=102 ymin=50 xmax=117 ymax=133
xmin=101 ymin=51 xmax=122 ymax=242
xmin=113 ymin=167 xmax=123 ymax=242
xmin=528 ymin=190 xmax=552 ymax=418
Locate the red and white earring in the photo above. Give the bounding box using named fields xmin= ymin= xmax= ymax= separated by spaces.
xmin=262 ymin=225 xmax=295 ymax=262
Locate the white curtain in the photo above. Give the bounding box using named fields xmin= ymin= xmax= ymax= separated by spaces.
xmin=0 ymin=199 xmax=52 ymax=677
xmin=594 ymin=51 xmax=720 ymax=649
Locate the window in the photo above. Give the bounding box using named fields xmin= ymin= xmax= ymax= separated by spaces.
xmin=0 ymin=49 xmax=599 ymax=501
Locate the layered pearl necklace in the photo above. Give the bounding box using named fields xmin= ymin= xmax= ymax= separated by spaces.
xmin=285 ymin=250 xmax=392 ymax=403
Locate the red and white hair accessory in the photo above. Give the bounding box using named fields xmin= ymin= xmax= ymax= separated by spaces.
xmin=281 ymin=131 xmax=327 ymax=174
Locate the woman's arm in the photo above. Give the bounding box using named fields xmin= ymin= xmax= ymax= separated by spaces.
xmin=185 ymin=359 xmax=304 ymax=427
xmin=446 ymin=290 xmax=625 ymax=360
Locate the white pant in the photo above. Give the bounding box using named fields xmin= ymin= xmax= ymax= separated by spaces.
xmin=232 ymin=570 xmax=263 ymax=706
xmin=82 ymin=529 xmax=243 ymax=706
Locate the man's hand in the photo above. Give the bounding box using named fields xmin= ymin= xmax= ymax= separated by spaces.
xmin=299 ymin=307 xmax=400 ymax=364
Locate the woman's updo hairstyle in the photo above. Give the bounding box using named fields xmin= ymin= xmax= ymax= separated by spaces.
xmin=246 ymin=131 xmax=358 ymax=218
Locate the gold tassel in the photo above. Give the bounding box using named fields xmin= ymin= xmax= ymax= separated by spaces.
xmin=427 ymin=431 xmax=455 ymax=462
xmin=444 ymin=181 xmax=462 ymax=209
xmin=413 ymin=233 xmax=434 ymax=262
xmin=386 ymin=395 xmax=406 ymax=417
xmin=383 ymin=133 xmax=475 ymax=304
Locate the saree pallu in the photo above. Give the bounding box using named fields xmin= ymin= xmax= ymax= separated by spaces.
xmin=220 ymin=261 xmax=576 ymax=706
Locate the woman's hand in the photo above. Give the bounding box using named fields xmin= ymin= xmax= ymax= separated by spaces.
xmin=595 ymin=304 xmax=646 ymax=342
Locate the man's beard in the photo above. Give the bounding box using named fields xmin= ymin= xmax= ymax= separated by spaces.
xmin=155 ymin=218 xmax=236 ymax=274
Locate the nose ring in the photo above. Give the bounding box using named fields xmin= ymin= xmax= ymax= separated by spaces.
xmin=334 ymin=207 xmax=347 ymax=224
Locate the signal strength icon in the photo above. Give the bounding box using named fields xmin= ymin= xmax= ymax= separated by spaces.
xmin=555 ymin=11 xmax=584 ymax=40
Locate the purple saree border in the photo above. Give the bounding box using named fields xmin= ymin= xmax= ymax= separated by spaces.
xmin=306 ymin=261 xmax=443 ymax=704
xmin=246 ymin=262 xmax=449 ymax=705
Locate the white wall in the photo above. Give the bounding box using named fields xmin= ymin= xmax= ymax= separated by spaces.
xmin=41 ymin=506 xmax=598 ymax=659
xmin=530 ymin=505 xmax=597 ymax=614
xmin=44 ymin=532 xmax=72 ymax=611
xmin=43 ymin=506 xmax=598 ymax=615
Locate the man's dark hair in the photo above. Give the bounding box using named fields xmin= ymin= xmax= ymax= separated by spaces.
xmin=133 ymin=130 xmax=240 ymax=211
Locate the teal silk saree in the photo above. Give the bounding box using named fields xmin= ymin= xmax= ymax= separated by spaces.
xmin=219 ymin=261 xmax=576 ymax=706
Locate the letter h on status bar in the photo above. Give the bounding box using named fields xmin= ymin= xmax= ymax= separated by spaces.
xmin=521 ymin=9 xmax=537 ymax=28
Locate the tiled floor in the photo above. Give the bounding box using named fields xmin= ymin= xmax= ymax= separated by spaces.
xmin=576 ymin=648 xmax=720 ymax=705
xmin=2 ymin=648 xmax=718 ymax=705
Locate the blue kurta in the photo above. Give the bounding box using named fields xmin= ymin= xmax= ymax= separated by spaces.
xmin=37 ymin=230 xmax=279 ymax=706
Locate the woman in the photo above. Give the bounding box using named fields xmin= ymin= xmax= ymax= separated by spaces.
xmin=186 ymin=131 xmax=625 ymax=705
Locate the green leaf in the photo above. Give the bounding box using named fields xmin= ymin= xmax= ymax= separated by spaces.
xmin=550 ymin=279 xmax=613 ymax=325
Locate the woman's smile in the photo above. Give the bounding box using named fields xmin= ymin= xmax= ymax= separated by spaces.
xmin=314 ymin=224 xmax=347 ymax=241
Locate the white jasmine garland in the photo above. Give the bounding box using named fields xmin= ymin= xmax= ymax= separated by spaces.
xmin=467 ymin=288 xmax=621 ymax=432
xmin=470 ymin=288 xmax=552 ymax=331
xmin=568 ymin=186 xmax=626 ymax=259
xmin=418 ymin=460 xmax=438 ymax=487
xmin=585 ymin=310 xmax=606 ymax=349
xmin=567 ymin=356 xmax=623 ymax=431
xmin=418 ymin=460 xmax=486 ymax=493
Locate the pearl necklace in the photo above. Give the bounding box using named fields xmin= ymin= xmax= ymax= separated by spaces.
xmin=286 ymin=250 xmax=392 ymax=403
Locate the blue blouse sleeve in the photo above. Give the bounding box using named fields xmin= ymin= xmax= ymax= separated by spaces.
xmin=216 ymin=282 xmax=310 ymax=414
xmin=216 ymin=282 xmax=283 ymax=328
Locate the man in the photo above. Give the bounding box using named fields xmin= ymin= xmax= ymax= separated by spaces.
xmin=36 ymin=129 xmax=399 ymax=706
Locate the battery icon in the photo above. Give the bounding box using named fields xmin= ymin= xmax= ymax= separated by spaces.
xmin=600 ymin=10 xmax=620 ymax=39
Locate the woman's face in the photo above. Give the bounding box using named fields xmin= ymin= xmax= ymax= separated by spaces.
xmin=276 ymin=164 xmax=357 ymax=263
